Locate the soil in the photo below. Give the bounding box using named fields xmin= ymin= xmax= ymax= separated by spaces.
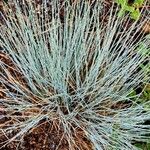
xmin=0 ymin=120 xmax=93 ymax=150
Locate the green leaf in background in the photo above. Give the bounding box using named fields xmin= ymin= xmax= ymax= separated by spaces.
xmin=125 ymin=5 xmax=135 ymax=12
xmin=128 ymin=88 xmax=137 ymax=98
xmin=118 ymin=8 xmax=126 ymax=17
xmin=116 ymin=0 xmax=144 ymax=20
xmin=130 ymin=9 xmax=141 ymax=20
xmin=135 ymin=142 xmax=150 ymax=150
xmin=134 ymin=0 xmax=144 ymax=7
xmin=116 ymin=0 xmax=127 ymax=6
xmin=142 ymin=84 xmax=150 ymax=100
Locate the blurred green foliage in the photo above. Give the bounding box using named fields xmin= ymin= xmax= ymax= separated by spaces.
xmin=135 ymin=142 xmax=150 ymax=150
xmin=116 ymin=0 xmax=144 ymax=20
xmin=130 ymin=35 xmax=150 ymax=149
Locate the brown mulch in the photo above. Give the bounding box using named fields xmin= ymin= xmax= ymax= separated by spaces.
xmin=0 ymin=119 xmax=93 ymax=150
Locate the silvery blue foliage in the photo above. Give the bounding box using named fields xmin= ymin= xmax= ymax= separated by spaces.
xmin=0 ymin=0 xmax=150 ymax=149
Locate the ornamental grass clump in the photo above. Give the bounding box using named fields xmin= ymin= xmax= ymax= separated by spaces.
xmin=0 ymin=0 xmax=150 ymax=149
